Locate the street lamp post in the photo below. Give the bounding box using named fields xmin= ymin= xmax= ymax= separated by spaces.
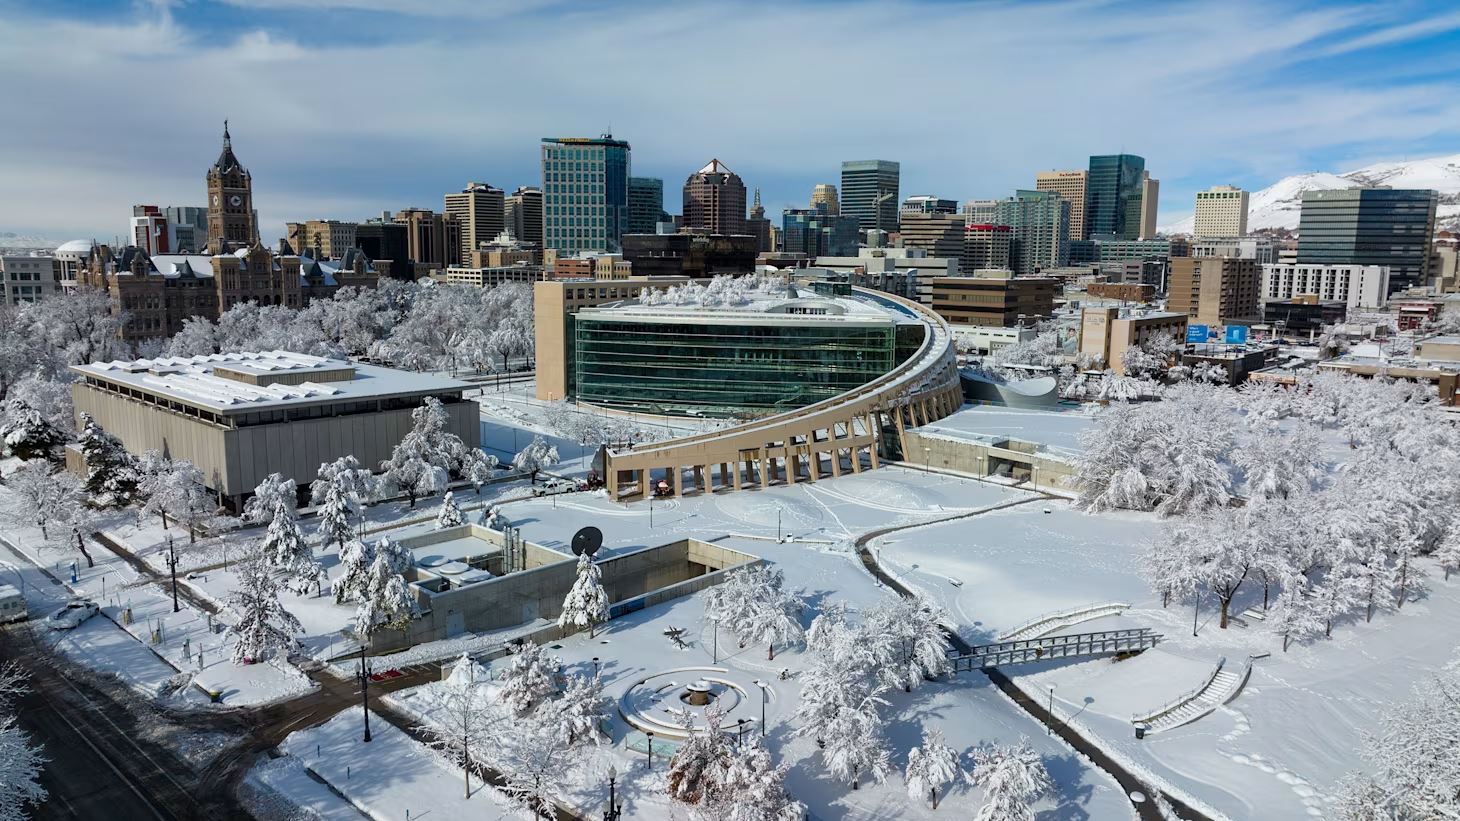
xmin=711 ymin=617 xmax=718 ymax=663
xmin=358 ymin=648 xmax=372 ymax=743
xmin=923 ymin=446 xmax=932 ymax=475
xmin=737 ymin=718 xmax=748 ymax=746
xmin=777 ymin=507 xmax=782 ymax=542
xmin=592 ymin=656 xmax=600 ymax=678
xmin=603 ymin=765 xmax=621 ymax=821
xmin=1047 ymin=684 xmax=1056 ymax=736
xmin=755 ymin=679 xmax=767 ymax=737
xmin=645 ymin=731 xmax=654 ymax=770
xmin=167 ymin=536 xmax=180 ymax=613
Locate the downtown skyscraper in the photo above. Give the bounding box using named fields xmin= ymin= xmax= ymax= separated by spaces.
xmin=840 ymin=159 xmax=900 ymax=232
xmin=1085 ymin=154 xmax=1145 ymax=240
xmin=541 ymin=134 xmax=631 ymax=254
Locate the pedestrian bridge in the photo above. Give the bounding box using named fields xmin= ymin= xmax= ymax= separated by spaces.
xmin=949 ymin=628 xmax=1163 ymax=672
xmin=604 ymin=287 xmax=963 ymax=499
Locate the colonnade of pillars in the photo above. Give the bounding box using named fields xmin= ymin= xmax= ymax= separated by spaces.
xmin=606 ymin=385 xmax=963 ymax=500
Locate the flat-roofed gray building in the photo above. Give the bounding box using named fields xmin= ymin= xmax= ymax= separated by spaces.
xmin=69 ymin=350 xmax=479 ymax=510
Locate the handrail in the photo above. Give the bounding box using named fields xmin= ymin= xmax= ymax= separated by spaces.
xmin=1132 ymin=657 xmax=1225 ymax=726
xmin=607 ymin=287 xmax=958 ymax=458
xmin=998 ymin=601 xmax=1131 ymax=642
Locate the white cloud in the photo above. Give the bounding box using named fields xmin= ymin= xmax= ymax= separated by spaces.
xmin=2 ymin=0 xmax=1459 ymax=238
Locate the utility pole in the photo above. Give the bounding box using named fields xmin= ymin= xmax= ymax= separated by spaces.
xmin=168 ymin=536 xmax=180 ymax=613
xmin=358 ymin=647 xmax=372 ymax=742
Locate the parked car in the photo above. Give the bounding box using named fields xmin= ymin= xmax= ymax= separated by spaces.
xmin=0 ymin=584 xmax=27 ymax=624
xmin=45 ymin=599 xmax=99 ymax=631
xmin=531 ymin=477 xmax=578 ymax=497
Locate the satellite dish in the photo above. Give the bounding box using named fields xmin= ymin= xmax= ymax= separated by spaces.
xmin=571 ymin=526 xmax=603 ymax=557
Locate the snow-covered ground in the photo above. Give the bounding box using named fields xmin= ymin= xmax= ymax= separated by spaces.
xmin=873 ymin=496 xmax=1460 ymax=820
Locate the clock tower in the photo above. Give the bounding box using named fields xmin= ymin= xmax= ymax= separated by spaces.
xmin=206 ymin=121 xmax=258 ymax=254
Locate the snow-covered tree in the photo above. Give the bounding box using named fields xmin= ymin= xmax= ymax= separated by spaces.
xmin=819 ymin=686 xmax=892 ymax=790
xmin=1234 ymin=420 xmax=1325 ymax=501
xmin=380 ymin=396 xmax=485 ymax=506
xmin=703 ymin=565 xmax=804 ymax=659
xmin=354 ymin=556 xmax=417 ymax=641
xmin=424 ymin=652 xmax=503 ymax=800
xmin=137 ymin=452 xmax=214 ymax=542
xmin=667 ymin=706 xmax=737 ymax=806
xmin=1436 ymin=524 xmax=1460 ymax=581
xmin=1 ymin=455 xmax=86 ymax=552
xmin=77 ymin=413 xmax=137 ymax=506
xmin=863 ymin=598 xmax=951 ymax=691
xmin=30 ymin=286 xmax=127 ymax=365
xmin=512 ymin=435 xmax=559 ymax=484
xmin=1338 ymin=652 xmax=1460 ymax=820
xmin=225 ymin=556 xmax=303 ymax=664
xmin=557 ymin=553 xmax=610 ymax=639
xmin=494 ymin=709 xmax=576 ymax=819
xmin=434 ymin=491 xmax=464 ymax=529
xmin=0 ymin=398 xmax=66 ymax=461
xmin=1155 ymin=507 xmax=1256 ymax=629
xmin=498 ymin=641 xmax=564 ymax=716
xmin=905 ymin=727 xmax=961 ymax=810
xmin=332 ymin=538 xmax=374 ymax=604
xmin=967 ymin=739 xmax=1053 ymax=821
xmin=375 ymin=536 xmax=414 ymax=575
xmin=704 ymin=739 xmax=805 ymax=821
xmin=545 ymin=671 xmax=609 ymax=747
xmin=0 ymin=711 xmax=46 ymax=819
xmin=310 ymin=455 xmax=372 ymax=551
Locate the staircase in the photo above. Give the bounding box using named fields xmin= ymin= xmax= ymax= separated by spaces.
xmin=1132 ymin=657 xmax=1253 ymax=733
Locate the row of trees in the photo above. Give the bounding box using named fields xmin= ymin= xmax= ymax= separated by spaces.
xmin=0 ymin=663 xmax=45 ymax=821
xmin=904 ymin=727 xmax=1053 ymax=819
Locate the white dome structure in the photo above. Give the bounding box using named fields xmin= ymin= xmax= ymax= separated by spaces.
xmin=55 ymin=239 xmax=93 ymax=256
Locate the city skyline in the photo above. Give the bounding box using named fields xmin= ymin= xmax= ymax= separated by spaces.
xmin=2 ymin=0 xmax=1460 ymax=240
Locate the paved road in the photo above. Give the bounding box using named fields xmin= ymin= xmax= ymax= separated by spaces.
xmin=853 ymin=498 xmax=1213 ymax=821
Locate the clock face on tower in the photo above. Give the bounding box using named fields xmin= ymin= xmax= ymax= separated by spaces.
xmin=229 ymin=195 xmax=243 ymax=207
xmin=211 ymin=194 xmax=219 ymax=206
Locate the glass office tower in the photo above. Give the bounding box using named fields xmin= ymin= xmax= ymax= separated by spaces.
xmin=1297 ymin=188 xmax=1437 ymax=294
xmin=1085 ymin=154 xmax=1145 ymax=240
xmin=541 ymin=134 xmax=631 ymax=254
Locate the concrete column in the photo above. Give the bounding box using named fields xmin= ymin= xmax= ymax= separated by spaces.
xmin=786 ymin=453 xmax=798 ymax=485
xmin=869 ymin=440 xmax=881 ymax=470
xmin=638 ymin=469 xmax=649 ymax=499
xmin=851 ymin=447 xmax=863 ymax=473
xmin=732 ymin=460 xmax=743 ymax=491
xmin=609 ymin=470 xmax=620 ymax=501
xmin=759 ymin=453 xmax=770 ymax=489
xmin=831 ymin=448 xmax=843 ymax=477
xmin=670 ymin=466 xmax=682 ymax=497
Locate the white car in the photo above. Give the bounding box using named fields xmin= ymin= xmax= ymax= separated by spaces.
xmin=45 ymin=599 xmax=100 ymax=631
xmin=532 ymin=478 xmax=578 ymax=497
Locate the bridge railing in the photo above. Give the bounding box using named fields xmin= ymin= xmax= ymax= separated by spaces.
xmin=949 ymin=628 xmax=1161 ymax=672
xmin=998 ymin=601 xmax=1131 ymax=642
xmin=1131 ymin=656 xmax=1225 ymax=726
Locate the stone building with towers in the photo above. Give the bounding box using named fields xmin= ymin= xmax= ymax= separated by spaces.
xmin=80 ymin=124 xmax=382 ymax=342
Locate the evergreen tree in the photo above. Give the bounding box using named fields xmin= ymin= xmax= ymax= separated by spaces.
xmin=226 ymin=556 xmax=303 ymax=664
xmin=332 ymin=538 xmax=375 ymax=604
xmin=967 ymin=739 xmax=1053 ymax=821
xmin=905 ymin=727 xmax=961 ymax=810
xmin=557 ymin=553 xmax=610 ymax=638
xmin=354 ymin=555 xmax=417 ymax=641
xmin=498 ymin=641 xmax=564 ymax=716
xmin=77 ymin=412 xmax=137 ymax=505
xmin=434 ymin=491 xmax=464 ymax=529
xmin=0 ymin=398 xmax=66 ymax=461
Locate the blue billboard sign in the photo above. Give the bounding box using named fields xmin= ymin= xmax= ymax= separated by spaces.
xmin=1185 ymin=324 xmax=1210 ymax=344
xmin=1224 ymin=325 xmax=1249 ymax=345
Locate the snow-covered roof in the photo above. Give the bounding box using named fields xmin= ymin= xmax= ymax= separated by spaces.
xmin=150 ymin=254 xmax=216 ymax=279
xmin=576 ymin=291 xmax=905 ymax=328
xmin=914 ymin=404 xmax=1095 ymax=460
xmin=72 ymin=350 xmax=471 ymax=414
xmin=55 ymin=239 xmax=93 ymax=255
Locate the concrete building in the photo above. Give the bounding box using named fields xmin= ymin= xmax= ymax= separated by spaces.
xmin=541 ymin=134 xmax=631 ymax=254
xmin=1263 ymin=298 xmax=1346 ymax=334
xmin=627 ymin=177 xmax=665 ymax=236
xmin=995 ymin=190 xmax=1070 ymax=275
xmin=682 ymin=160 xmax=746 ymax=236
xmin=53 ymin=240 xmax=93 ymax=286
xmin=783 ymin=206 xmax=858 ymax=258
xmin=1035 ymin=170 xmax=1088 ymax=241
xmin=1260 ymin=263 xmax=1389 ymax=310
xmin=745 ymin=189 xmax=773 ymax=253
xmin=130 ymin=206 xmax=172 ymax=256
xmin=504 ymin=186 xmax=544 ymax=248
xmin=1193 ymin=185 xmax=1249 ymax=238
xmin=840 ymin=160 xmax=900 ymax=232
xmin=1168 ymin=256 xmax=1260 ymax=326
xmin=1085 ymin=154 xmax=1145 ymax=240
xmin=963 ymin=224 xmax=1012 ymax=272
xmin=900 ymin=196 xmax=958 ymax=218
xmin=467 ymin=231 xmax=541 ymax=268
xmin=1193 ymin=236 xmax=1273 ymax=265
xmin=68 ymin=351 xmax=477 ymax=511
xmin=962 ymin=199 xmax=999 ymax=225
xmin=811 ymin=183 xmax=840 ymax=215
xmin=1086 ymin=282 xmax=1155 ymax=302
xmin=930 ymin=270 xmax=1056 ymax=328
xmin=285 ymin=220 xmax=358 ymax=260
xmin=902 ymin=404 xmax=1087 ymax=493
xmin=441 ymin=264 xmax=544 ymax=288
xmin=1297 ymin=188 xmax=1438 ymax=294
xmin=811 ymin=247 xmax=959 ymax=305
xmin=443 ymin=182 xmax=505 ymax=265
xmin=898 ymin=211 xmax=965 ymax=260
xmin=1078 ymin=307 xmax=1188 ymax=373
xmin=163 ymin=206 xmax=208 ymax=254
xmin=0 ymin=255 xmax=62 ymax=304
xmin=621 ymin=233 xmax=757 ymax=279
xmin=393 ymin=208 xmax=461 ymax=270
xmin=1138 ymin=172 xmax=1159 ymax=240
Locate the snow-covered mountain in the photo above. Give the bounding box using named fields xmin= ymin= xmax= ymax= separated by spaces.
xmin=1161 ymin=153 xmax=1460 ymax=235
xmin=0 ymin=232 xmax=65 ymax=250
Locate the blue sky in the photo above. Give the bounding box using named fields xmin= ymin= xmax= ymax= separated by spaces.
xmin=2 ymin=0 xmax=1459 ymax=241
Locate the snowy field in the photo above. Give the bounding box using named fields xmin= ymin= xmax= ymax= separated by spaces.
xmin=873 ymin=497 xmax=1460 ymax=820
